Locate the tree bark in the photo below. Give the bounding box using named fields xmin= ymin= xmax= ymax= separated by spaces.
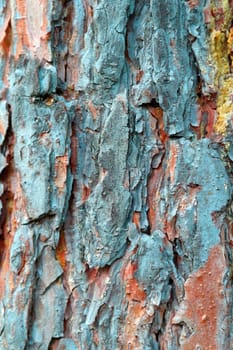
xmin=0 ymin=0 xmax=233 ymax=349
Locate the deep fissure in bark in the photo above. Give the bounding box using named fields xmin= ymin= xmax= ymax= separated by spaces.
xmin=0 ymin=0 xmax=233 ymax=349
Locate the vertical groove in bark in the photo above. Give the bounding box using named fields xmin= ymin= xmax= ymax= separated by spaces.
xmin=0 ymin=0 xmax=233 ymax=349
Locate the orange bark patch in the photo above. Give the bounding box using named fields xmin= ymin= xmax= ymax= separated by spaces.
xmin=88 ymin=100 xmax=98 ymax=120
xmin=149 ymin=106 xmax=163 ymax=119
xmin=12 ymin=0 xmax=51 ymax=59
xmin=147 ymin=166 xmax=164 ymax=232
xmin=0 ymin=14 xmax=12 ymax=57
xmin=86 ymin=266 xmax=99 ymax=284
xmin=125 ymin=275 xmax=146 ymax=302
xmin=166 ymin=216 xmax=177 ymax=242
xmin=0 ymin=133 xmax=21 ymax=299
xmin=54 ymin=154 xmax=68 ymax=195
xmin=173 ymin=245 xmax=227 ymax=349
xmin=81 ymin=185 xmax=91 ymax=202
xmin=136 ymin=70 xmax=144 ymax=84
xmin=83 ymin=0 xmax=94 ymax=32
xmin=0 ymin=193 xmax=14 ymax=296
xmin=86 ymin=3 xmax=93 ymax=19
xmin=0 ymin=165 xmax=28 ymax=296
xmin=14 ymin=0 xmax=30 ymax=58
xmin=34 ymin=0 xmax=51 ymax=61
xmin=193 ymin=94 xmax=217 ymax=139
xmin=40 ymin=0 xmax=49 ymax=37
xmin=168 ymin=142 xmax=178 ymax=185
xmin=55 ymin=229 xmax=67 ymax=270
xmin=0 ymin=11 xmax=10 ymax=45
xmin=132 ymin=212 xmax=140 ymax=230
xmin=122 ymin=260 xmax=147 ymax=349
xmin=124 ymin=303 xmax=147 ymax=350
xmin=149 ymin=106 xmax=168 ymax=144
xmin=94 ymin=267 xmax=110 ymax=299
xmin=147 ymin=111 xmax=166 ymax=232
xmin=0 ymin=122 xmax=7 ymax=140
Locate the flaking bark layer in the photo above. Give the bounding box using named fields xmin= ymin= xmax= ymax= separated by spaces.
xmin=0 ymin=1 xmax=233 ymax=349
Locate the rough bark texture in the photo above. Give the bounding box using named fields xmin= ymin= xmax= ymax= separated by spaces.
xmin=0 ymin=1 xmax=233 ymax=349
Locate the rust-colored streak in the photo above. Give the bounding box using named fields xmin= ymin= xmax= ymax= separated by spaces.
xmin=148 ymin=106 xmax=163 ymax=119
xmin=14 ymin=0 xmax=30 ymax=58
xmin=173 ymin=245 xmax=227 ymax=349
xmin=0 ymin=153 xmax=28 ymax=297
xmin=87 ymin=3 xmax=93 ymax=19
xmin=54 ymin=154 xmax=68 ymax=195
xmin=149 ymin=106 xmax=168 ymax=144
xmin=86 ymin=265 xmax=111 ymax=301
xmin=0 ymin=7 xmax=11 ymax=87
xmin=166 ymin=184 xmax=201 ymax=241
xmin=88 ymin=101 xmax=98 ymax=120
xmin=38 ymin=132 xmax=51 ymax=147
xmin=147 ymin=166 xmax=164 ymax=232
xmin=122 ymin=260 xmax=147 ymax=349
xmin=187 ymin=0 xmax=200 ymax=9
xmin=211 ymin=6 xmax=225 ymax=30
xmin=83 ymin=0 xmax=94 ymax=34
xmin=62 ymin=1 xmax=78 ymax=85
xmin=48 ymin=339 xmax=59 ymax=350
xmin=132 ymin=211 xmax=140 ymax=230
xmin=93 ymin=267 xmax=110 ymax=299
xmin=1 ymin=17 xmax=12 ymax=57
xmin=125 ymin=279 xmax=146 ymax=302
xmin=193 ymin=94 xmax=217 ymax=139
xmin=136 ymin=70 xmax=144 ymax=84
xmin=167 ymin=142 xmax=178 ymax=185
xmin=81 ymin=185 xmax=91 ymax=202
xmin=55 ymin=229 xmax=67 ymax=270
xmin=12 ymin=0 xmax=51 ymax=59
xmin=0 ymin=9 xmax=10 ymax=45
xmin=86 ymin=266 xmax=99 ymax=284
xmin=147 ymin=108 xmax=168 ymax=233
xmin=204 ymin=6 xmax=212 ymax=24
xmin=0 ymin=190 xmax=13 ymax=270
xmin=40 ymin=0 xmax=49 ymax=38
xmin=166 ymin=216 xmax=177 ymax=242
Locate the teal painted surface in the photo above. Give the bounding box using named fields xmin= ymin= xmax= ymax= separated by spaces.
xmin=0 ymin=1 xmax=232 ymax=349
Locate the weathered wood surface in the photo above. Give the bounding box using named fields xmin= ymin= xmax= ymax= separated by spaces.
xmin=0 ymin=1 xmax=233 ymax=349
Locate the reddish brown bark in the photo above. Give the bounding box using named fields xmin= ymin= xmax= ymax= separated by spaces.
xmin=0 ymin=1 xmax=233 ymax=349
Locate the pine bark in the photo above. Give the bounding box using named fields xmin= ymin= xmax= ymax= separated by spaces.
xmin=0 ymin=1 xmax=233 ymax=349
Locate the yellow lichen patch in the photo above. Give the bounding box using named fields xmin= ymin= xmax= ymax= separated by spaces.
xmin=208 ymin=1 xmax=233 ymax=134
xmin=208 ymin=0 xmax=232 ymax=85
xmin=215 ymin=76 xmax=233 ymax=134
xmin=210 ymin=0 xmax=232 ymax=31
xmin=209 ymin=29 xmax=229 ymax=84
